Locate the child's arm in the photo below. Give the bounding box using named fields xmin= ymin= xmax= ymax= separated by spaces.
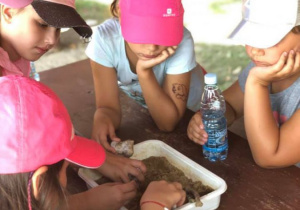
xmin=90 ymin=60 xmax=122 ymax=153
xmin=96 ymin=151 xmax=147 ymax=183
xmin=244 ymin=51 xmax=300 ymax=168
xmin=140 ymin=180 xmax=186 ymax=210
xmin=137 ymin=47 xmax=190 ymax=131
xmin=187 ymin=80 xmax=244 ymax=145
xmin=67 ymin=181 xmax=137 ymax=210
xmin=223 ymin=81 xmax=245 ymax=126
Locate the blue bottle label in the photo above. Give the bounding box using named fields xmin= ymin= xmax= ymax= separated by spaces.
xmin=204 ymin=128 xmax=228 ymax=152
xmin=203 ymin=143 xmax=228 ymax=152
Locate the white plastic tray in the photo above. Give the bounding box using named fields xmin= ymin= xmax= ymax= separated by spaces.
xmin=79 ymin=140 xmax=227 ymax=210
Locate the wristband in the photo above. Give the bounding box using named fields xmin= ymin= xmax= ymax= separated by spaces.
xmin=140 ymin=201 xmax=169 ymax=210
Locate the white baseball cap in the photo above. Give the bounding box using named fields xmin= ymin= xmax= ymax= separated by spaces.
xmin=229 ymin=0 xmax=300 ymax=49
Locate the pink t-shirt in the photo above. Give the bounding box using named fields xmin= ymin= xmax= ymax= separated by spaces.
xmin=0 ymin=47 xmax=30 ymax=77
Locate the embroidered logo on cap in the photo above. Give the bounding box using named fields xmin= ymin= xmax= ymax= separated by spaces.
xmin=163 ymin=8 xmax=175 ymax=17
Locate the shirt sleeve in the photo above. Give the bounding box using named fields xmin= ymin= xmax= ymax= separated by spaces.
xmin=238 ymin=62 xmax=255 ymax=93
xmin=165 ymin=27 xmax=197 ymax=75
xmin=85 ymin=21 xmax=115 ymax=68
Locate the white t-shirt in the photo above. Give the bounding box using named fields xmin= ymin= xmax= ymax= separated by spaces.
xmin=86 ymin=18 xmax=204 ymax=111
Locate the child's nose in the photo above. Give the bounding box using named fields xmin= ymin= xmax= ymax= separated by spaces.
xmin=251 ymin=47 xmax=265 ymax=56
xmin=45 ymin=29 xmax=60 ymax=47
xmin=146 ymin=44 xmax=159 ymax=51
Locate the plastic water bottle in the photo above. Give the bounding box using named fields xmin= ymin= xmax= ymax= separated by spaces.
xmin=30 ymin=62 xmax=40 ymax=81
xmin=200 ymin=73 xmax=228 ymax=161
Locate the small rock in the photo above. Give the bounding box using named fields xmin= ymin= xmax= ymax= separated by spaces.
xmin=111 ymin=139 xmax=134 ymax=157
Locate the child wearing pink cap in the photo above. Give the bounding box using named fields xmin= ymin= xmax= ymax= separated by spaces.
xmin=0 ymin=0 xmax=92 ymax=77
xmin=187 ymin=0 xmax=300 ymax=168
xmin=0 ymin=75 xmax=186 ymax=210
xmin=86 ymin=0 xmax=205 ymax=152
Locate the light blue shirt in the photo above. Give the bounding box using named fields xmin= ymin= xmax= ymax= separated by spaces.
xmin=86 ymin=18 xmax=204 ymax=111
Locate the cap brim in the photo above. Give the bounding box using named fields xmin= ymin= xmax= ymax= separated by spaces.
xmin=66 ymin=135 xmax=106 ymax=168
xmin=229 ymin=19 xmax=293 ymax=49
xmin=1 ymin=0 xmax=32 ymax=8
xmin=31 ymin=0 xmax=92 ymax=38
xmin=121 ymin=13 xmax=183 ymax=46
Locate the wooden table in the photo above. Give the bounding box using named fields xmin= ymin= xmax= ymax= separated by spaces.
xmin=40 ymin=59 xmax=300 ymax=210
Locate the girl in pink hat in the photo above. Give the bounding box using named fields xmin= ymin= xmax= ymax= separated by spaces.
xmin=86 ymin=0 xmax=206 ymax=152
xmin=0 ymin=75 xmax=186 ymax=210
xmin=0 ymin=0 xmax=92 ymax=77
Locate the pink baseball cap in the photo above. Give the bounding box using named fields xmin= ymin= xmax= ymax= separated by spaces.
xmin=119 ymin=0 xmax=184 ymax=46
xmin=0 ymin=0 xmax=32 ymax=8
xmin=0 ymin=75 xmax=105 ymax=174
xmin=31 ymin=0 xmax=92 ymax=38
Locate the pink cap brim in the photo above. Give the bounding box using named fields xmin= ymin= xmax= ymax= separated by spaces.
xmin=121 ymin=12 xmax=183 ymax=46
xmin=229 ymin=19 xmax=293 ymax=49
xmin=66 ymin=136 xmax=106 ymax=168
xmin=0 ymin=0 xmax=32 ymax=8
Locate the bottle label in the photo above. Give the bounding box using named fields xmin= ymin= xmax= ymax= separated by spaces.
xmin=204 ymin=128 xmax=228 ymax=152
xmin=214 ymin=129 xmax=227 ymax=138
xmin=203 ymin=142 xmax=228 ymax=152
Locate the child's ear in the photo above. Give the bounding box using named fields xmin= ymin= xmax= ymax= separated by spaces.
xmin=1 ymin=6 xmax=17 ymax=24
xmin=32 ymin=166 xmax=48 ymax=199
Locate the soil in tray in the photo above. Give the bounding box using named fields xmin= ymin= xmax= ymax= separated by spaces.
xmin=96 ymin=156 xmax=214 ymax=210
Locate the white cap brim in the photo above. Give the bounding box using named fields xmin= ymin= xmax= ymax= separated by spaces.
xmin=229 ymin=19 xmax=294 ymax=49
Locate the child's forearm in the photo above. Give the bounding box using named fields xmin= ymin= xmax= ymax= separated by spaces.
xmin=225 ymin=101 xmax=238 ymax=126
xmin=244 ymin=77 xmax=280 ymax=167
xmin=138 ymin=70 xmax=183 ymax=131
xmin=94 ymin=106 xmax=121 ymax=129
xmin=67 ymin=192 xmax=94 ymax=210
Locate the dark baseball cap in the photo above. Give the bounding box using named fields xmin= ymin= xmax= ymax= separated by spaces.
xmin=31 ymin=0 xmax=92 ymax=38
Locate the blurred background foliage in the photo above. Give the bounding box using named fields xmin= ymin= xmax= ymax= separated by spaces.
xmin=75 ymin=0 xmax=250 ymax=91
xmin=210 ymin=0 xmax=241 ymax=13
xmin=76 ymin=0 xmax=112 ymax=23
xmin=195 ymin=44 xmax=249 ymax=90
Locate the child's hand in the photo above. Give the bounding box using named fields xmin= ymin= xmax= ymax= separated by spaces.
xmin=92 ymin=113 xmax=121 ymax=153
xmin=187 ymin=112 xmax=208 ymax=145
xmin=249 ymin=50 xmax=300 ymax=86
xmin=86 ymin=181 xmax=138 ymax=210
xmin=140 ymin=180 xmax=186 ymax=210
xmin=136 ymin=46 xmax=177 ymax=73
xmin=97 ymin=151 xmax=147 ymax=183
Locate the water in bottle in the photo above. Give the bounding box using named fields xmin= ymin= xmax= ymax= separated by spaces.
xmin=200 ymin=73 xmax=228 ymax=161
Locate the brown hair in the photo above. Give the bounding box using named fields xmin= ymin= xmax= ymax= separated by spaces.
xmin=0 ymin=161 xmax=67 ymax=210
xmin=110 ymin=0 xmax=119 ymax=18
xmin=292 ymin=25 xmax=300 ymax=34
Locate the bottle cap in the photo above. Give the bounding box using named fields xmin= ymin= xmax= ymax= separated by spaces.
xmin=204 ymin=73 xmax=217 ymax=85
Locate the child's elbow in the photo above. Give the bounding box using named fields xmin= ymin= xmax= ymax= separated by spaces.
xmin=253 ymin=157 xmax=282 ymax=169
xmin=254 ymin=159 xmax=273 ymax=169
xmin=156 ymin=114 xmax=181 ymax=132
